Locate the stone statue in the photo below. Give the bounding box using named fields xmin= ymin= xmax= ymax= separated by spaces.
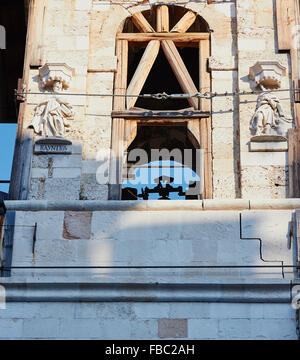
xmin=29 ymin=80 xmax=74 ymax=138
xmin=250 ymin=93 xmax=292 ymax=137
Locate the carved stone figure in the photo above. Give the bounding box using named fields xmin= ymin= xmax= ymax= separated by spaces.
xmin=250 ymin=93 xmax=292 ymax=137
xmin=29 ymin=80 xmax=74 ymax=137
xmin=29 ymin=63 xmax=75 ymax=138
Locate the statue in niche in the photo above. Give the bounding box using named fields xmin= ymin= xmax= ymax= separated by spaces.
xmin=250 ymin=93 xmax=292 ymax=138
xmin=29 ymin=80 xmax=74 ymax=138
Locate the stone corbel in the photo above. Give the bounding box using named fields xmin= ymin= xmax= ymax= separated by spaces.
xmin=249 ymin=61 xmax=286 ymax=90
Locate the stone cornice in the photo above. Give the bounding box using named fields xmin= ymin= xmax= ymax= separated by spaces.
xmin=4 ymin=199 xmax=300 ymax=211
xmin=0 ymin=280 xmax=295 ymax=303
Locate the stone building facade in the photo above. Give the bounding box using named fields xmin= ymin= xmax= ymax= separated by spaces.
xmin=0 ymin=0 xmax=300 ymax=340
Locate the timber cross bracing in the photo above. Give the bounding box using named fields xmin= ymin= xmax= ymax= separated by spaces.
xmin=110 ymin=6 xmax=213 ymax=200
xmin=119 ymin=6 xmax=209 ymax=110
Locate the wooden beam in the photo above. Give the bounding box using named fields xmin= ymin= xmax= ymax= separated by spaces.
xmin=295 ymin=209 xmax=300 ymax=263
xmin=161 ymin=40 xmax=199 ymax=109
xmin=112 ymin=110 xmax=210 ymax=119
xmin=126 ymin=40 xmax=160 ymax=110
xmin=276 ymin=0 xmax=295 ymax=51
xmin=199 ymin=40 xmax=210 ymax=111
xmin=171 ymin=11 xmax=197 ymax=33
xmin=157 ymin=5 xmax=169 ymax=32
xmin=187 ymin=119 xmax=201 ymax=148
xmin=114 ymin=40 xmax=128 ymax=110
xmin=109 ymin=40 xmax=128 ymax=200
xmin=288 ymin=128 xmax=298 ymax=197
xmin=117 ymin=33 xmax=210 ymax=42
xmin=124 ymin=121 xmax=138 ymax=149
xmin=285 ymin=1 xmax=300 ymax=197
xmin=138 ymin=119 xmax=190 ymax=125
xmin=199 ymin=39 xmax=212 ymax=199
xmin=132 ymin=12 xmax=155 ymax=33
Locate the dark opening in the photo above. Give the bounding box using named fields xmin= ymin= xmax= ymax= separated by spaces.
xmin=124 ymin=5 xmax=209 ymax=110
xmin=0 ymin=0 xmax=27 ymax=123
xmin=128 ymin=47 xmax=199 ymax=110
xmin=122 ymin=124 xmax=201 ymax=200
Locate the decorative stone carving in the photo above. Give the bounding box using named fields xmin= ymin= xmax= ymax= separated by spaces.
xmin=249 ymin=93 xmax=293 ymax=139
xmin=29 ymin=63 xmax=75 ymax=138
xmin=249 ymin=61 xmax=286 ymax=90
xmin=39 ymin=63 xmax=74 ymax=90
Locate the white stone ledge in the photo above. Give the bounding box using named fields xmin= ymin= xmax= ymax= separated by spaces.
xmin=0 ymin=281 xmax=292 ymax=303
xmin=4 ymin=199 xmax=300 ymax=211
xmin=249 ymin=199 xmax=300 ymax=209
xmin=203 ymin=199 xmax=249 ymax=210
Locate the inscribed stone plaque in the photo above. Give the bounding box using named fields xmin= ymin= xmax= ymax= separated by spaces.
xmin=250 ymin=135 xmax=288 ymax=152
xmin=34 ymin=138 xmax=72 ymax=155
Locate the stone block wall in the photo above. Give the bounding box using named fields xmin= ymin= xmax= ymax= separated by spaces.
xmin=21 ymin=0 xmax=294 ymax=201
xmin=28 ymin=143 xmax=82 ymax=200
xmin=7 ymin=206 xmax=294 ymax=278
xmin=0 ymin=200 xmax=299 ymax=339
xmin=0 ymin=302 xmax=297 ymax=340
xmin=236 ymin=0 xmax=292 ymax=199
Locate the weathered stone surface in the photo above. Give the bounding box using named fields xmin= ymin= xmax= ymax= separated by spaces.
xmin=209 ymin=56 xmax=237 ymax=70
xmin=80 ymin=174 xmax=108 ymax=200
xmin=63 ymin=211 xmax=92 ymax=239
xmin=241 ymin=166 xmax=288 ymax=199
xmin=0 ymin=301 xmax=296 ymax=339
xmin=158 ymin=319 xmax=188 ymax=339
xmin=241 ymin=209 xmax=293 ymax=265
xmin=44 ymin=178 xmax=81 ymax=200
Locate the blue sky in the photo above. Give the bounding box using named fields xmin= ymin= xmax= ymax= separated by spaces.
xmin=122 ymin=160 xmax=200 ymax=200
xmin=0 ymin=123 xmax=17 ymax=193
xmin=0 ymin=126 xmax=200 ymax=199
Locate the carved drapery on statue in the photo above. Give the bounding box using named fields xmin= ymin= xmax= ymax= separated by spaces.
xmin=250 ymin=93 xmax=292 ymax=138
xmin=29 ymin=63 xmax=75 ymax=138
xmin=30 ymin=84 xmax=74 ymax=137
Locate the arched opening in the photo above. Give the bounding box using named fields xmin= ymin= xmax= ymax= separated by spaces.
xmin=110 ymin=5 xmax=212 ymax=200
xmin=122 ymin=123 xmax=202 ymax=200
xmin=123 ymin=6 xmax=209 ymax=33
